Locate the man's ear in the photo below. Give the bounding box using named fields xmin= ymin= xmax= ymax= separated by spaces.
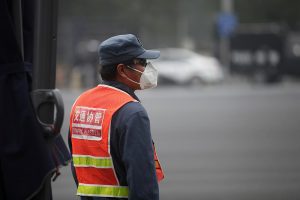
xmin=116 ymin=64 xmax=128 ymax=79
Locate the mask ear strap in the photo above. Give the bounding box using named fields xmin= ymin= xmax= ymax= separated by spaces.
xmin=123 ymin=66 xmax=141 ymax=85
xmin=126 ymin=65 xmax=143 ymax=74
xmin=125 ymin=75 xmax=140 ymax=85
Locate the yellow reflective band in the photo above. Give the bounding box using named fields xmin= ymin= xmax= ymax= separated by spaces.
xmin=77 ymin=184 xmax=129 ymax=198
xmin=155 ymin=160 xmax=160 ymax=168
xmin=73 ymin=156 xmax=112 ymax=168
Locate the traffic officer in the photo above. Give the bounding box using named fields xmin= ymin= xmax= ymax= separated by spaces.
xmin=68 ymin=34 xmax=164 ymax=200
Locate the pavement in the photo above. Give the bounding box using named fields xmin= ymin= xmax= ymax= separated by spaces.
xmin=52 ymin=80 xmax=300 ymax=200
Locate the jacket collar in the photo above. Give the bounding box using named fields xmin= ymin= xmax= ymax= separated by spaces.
xmin=102 ymin=80 xmax=140 ymax=102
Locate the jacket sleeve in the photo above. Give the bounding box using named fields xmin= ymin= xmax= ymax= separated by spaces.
xmin=119 ymin=109 xmax=159 ymax=200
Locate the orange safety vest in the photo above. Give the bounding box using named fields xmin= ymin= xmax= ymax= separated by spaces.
xmin=70 ymin=85 xmax=164 ymax=198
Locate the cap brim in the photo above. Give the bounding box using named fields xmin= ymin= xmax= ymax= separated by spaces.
xmin=136 ymin=50 xmax=160 ymax=59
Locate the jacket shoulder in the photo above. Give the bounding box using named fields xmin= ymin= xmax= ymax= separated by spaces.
xmin=117 ymin=101 xmax=147 ymax=118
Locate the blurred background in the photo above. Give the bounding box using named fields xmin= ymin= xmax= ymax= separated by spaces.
xmin=53 ymin=0 xmax=300 ymax=199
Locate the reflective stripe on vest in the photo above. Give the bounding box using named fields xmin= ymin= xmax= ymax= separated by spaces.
xmin=77 ymin=184 xmax=129 ymax=198
xmin=155 ymin=160 xmax=160 ymax=168
xmin=73 ymin=155 xmax=112 ymax=168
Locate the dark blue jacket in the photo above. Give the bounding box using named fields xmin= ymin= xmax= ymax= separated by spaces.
xmin=68 ymin=81 xmax=159 ymax=200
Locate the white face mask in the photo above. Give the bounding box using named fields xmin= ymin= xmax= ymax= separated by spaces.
xmin=126 ymin=62 xmax=158 ymax=89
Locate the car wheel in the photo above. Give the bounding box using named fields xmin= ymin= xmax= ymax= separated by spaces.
xmin=188 ymin=76 xmax=203 ymax=86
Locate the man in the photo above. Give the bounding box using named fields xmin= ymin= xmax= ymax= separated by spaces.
xmin=68 ymin=34 xmax=164 ymax=200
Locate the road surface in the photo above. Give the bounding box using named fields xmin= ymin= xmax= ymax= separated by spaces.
xmin=53 ymin=81 xmax=300 ymax=200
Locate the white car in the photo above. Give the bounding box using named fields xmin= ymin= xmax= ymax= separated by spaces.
xmin=152 ymin=48 xmax=224 ymax=85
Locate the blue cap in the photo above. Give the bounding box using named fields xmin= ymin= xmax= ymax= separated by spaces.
xmin=98 ymin=34 xmax=160 ymax=66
